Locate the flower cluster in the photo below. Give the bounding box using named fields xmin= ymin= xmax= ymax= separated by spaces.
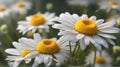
xmin=5 ymin=11 xmax=119 ymax=67
xmin=0 ymin=0 xmax=119 ymax=67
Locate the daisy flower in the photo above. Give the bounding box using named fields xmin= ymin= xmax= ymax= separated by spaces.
xmin=52 ymin=12 xmax=119 ymax=51
xmin=0 ymin=5 xmax=10 ymax=19
xmin=66 ymin=0 xmax=100 ymax=6
xmin=99 ymin=0 xmax=120 ymax=12
xmin=17 ymin=12 xmax=56 ymax=35
xmin=85 ymin=50 xmax=112 ymax=67
xmin=5 ymin=38 xmax=34 ymax=67
xmin=24 ymin=33 xmax=69 ymax=67
xmin=0 ymin=0 xmax=17 ymax=6
xmin=11 ymin=1 xmax=31 ymax=15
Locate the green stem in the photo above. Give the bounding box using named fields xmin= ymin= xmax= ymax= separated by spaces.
xmin=72 ymin=41 xmax=79 ymax=56
xmin=93 ymin=50 xmax=96 ymax=66
xmin=73 ymin=41 xmax=80 ymax=64
xmin=40 ymin=29 xmax=48 ymax=38
xmin=69 ymin=42 xmax=73 ymax=65
xmin=69 ymin=42 xmax=72 ymax=54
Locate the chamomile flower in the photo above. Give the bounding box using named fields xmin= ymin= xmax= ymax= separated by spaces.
xmin=52 ymin=12 xmax=119 ymax=51
xmin=17 ymin=12 xmax=56 ymax=35
xmin=0 ymin=5 xmax=10 ymax=19
xmin=0 ymin=0 xmax=17 ymax=6
xmin=85 ymin=50 xmax=112 ymax=67
xmin=5 ymin=38 xmax=34 ymax=67
xmin=11 ymin=1 xmax=31 ymax=15
xmin=99 ymin=0 xmax=120 ymax=12
xmin=24 ymin=33 xmax=69 ymax=67
xmin=66 ymin=0 xmax=100 ymax=6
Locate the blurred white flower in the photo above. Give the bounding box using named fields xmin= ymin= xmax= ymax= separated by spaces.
xmin=0 ymin=0 xmax=17 ymax=6
xmin=66 ymin=0 xmax=100 ymax=6
xmin=17 ymin=12 xmax=56 ymax=35
xmin=0 ymin=5 xmax=10 ymax=19
xmin=17 ymin=33 xmax=69 ymax=67
xmin=53 ymin=12 xmax=119 ymax=51
xmin=99 ymin=0 xmax=120 ymax=12
xmin=85 ymin=50 xmax=112 ymax=67
xmin=106 ymin=15 xmax=120 ymax=27
xmin=5 ymin=38 xmax=33 ymax=67
xmin=11 ymin=1 xmax=32 ymax=15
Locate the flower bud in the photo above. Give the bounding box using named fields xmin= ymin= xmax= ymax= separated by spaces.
xmin=113 ymin=46 xmax=120 ymax=53
xmin=46 ymin=3 xmax=53 ymax=10
xmin=0 ymin=24 xmax=8 ymax=34
xmin=117 ymin=18 xmax=120 ymax=27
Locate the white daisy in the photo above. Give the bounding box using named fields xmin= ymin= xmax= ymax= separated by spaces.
xmin=0 ymin=5 xmax=10 ymax=19
xmin=66 ymin=0 xmax=100 ymax=6
xmin=11 ymin=1 xmax=31 ymax=15
xmin=23 ymin=33 xmax=69 ymax=67
xmin=17 ymin=12 xmax=56 ymax=35
xmin=52 ymin=12 xmax=119 ymax=51
xmin=85 ymin=50 xmax=112 ymax=67
xmin=0 ymin=0 xmax=17 ymax=6
xmin=5 ymin=38 xmax=34 ymax=67
xmin=99 ymin=0 xmax=120 ymax=12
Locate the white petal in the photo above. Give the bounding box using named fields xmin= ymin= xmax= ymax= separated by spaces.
xmin=80 ymin=39 xmax=86 ymax=50
xmin=18 ymin=21 xmax=28 ymax=25
xmin=98 ymin=32 xmax=116 ymax=39
xmin=25 ymin=59 xmax=31 ymax=64
xmin=43 ymin=55 xmax=52 ymax=67
xmin=62 ymin=34 xmax=78 ymax=42
xmin=59 ymin=13 xmax=74 ymax=25
xmin=26 ymin=16 xmax=31 ymax=21
xmin=52 ymin=24 xmax=73 ymax=30
xmin=13 ymin=60 xmax=22 ymax=67
xmin=25 ymin=51 xmax=38 ymax=59
xmin=12 ymin=42 xmax=25 ymax=50
xmin=33 ymin=33 xmax=41 ymax=42
xmin=54 ymin=54 xmax=64 ymax=64
xmin=98 ymin=20 xmax=115 ymax=28
xmin=84 ymin=36 xmax=90 ymax=45
xmin=46 ymin=58 xmax=52 ymax=67
xmin=5 ymin=49 xmax=20 ymax=55
xmin=72 ymin=14 xmax=80 ymax=21
xmin=65 ymin=12 xmax=76 ymax=23
xmin=107 ymin=39 xmax=115 ymax=45
xmin=99 ymin=27 xmax=120 ymax=33
xmin=32 ymin=55 xmax=43 ymax=67
xmin=93 ymin=35 xmax=108 ymax=48
xmin=76 ymin=34 xmax=85 ymax=39
xmin=90 ymin=16 xmax=96 ymax=21
xmin=32 ymin=28 xmax=37 ymax=33
xmin=89 ymin=37 xmax=102 ymax=51
xmin=18 ymin=38 xmax=36 ymax=48
xmin=81 ymin=14 xmax=88 ymax=18
xmin=96 ymin=19 xmax=104 ymax=25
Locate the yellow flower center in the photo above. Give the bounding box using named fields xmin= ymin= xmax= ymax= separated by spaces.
xmin=74 ymin=18 xmax=98 ymax=35
xmin=96 ymin=56 xmax=105 ymax=64
xmin=21 ymin=49 xmax=30 ymax=57
xmin=16 ymin=1 xmax=25 ymax=8
xmin=0 ymin=6 xmax=6 ymax=11
xmin=27 ymin=31 xmax=34 ymax=37
xmin=30 ymin=14 xmax=46 ymax=26
xmin=109 ymin=1 xmax=118 ymax=6
xmin=36 ymin=39 xmax=60 ymax=54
